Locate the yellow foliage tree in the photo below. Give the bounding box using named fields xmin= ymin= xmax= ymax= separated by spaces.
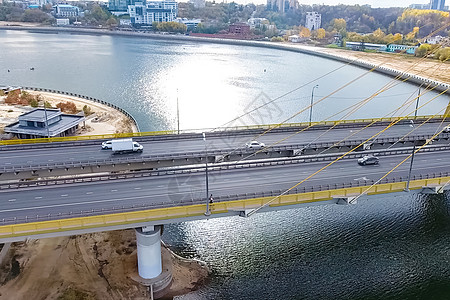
xmin=332 ymin=18 xmax=347 ymax=33
xmin=405 ymin=27 xmax=419 ymax=41
xmin=393 ymin=33 xmax=403 ymax=44
xmin=317 ymin=28 xmax=326 ymax=39
xmin=299 ymin=26 xmax=311 ymax=38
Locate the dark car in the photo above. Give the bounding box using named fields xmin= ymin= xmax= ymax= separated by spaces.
xmin=357 ymin=155 xmax=379 ymax=166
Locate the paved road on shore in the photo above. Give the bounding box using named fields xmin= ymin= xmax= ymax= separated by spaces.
xmin=1 ymin=149 xmax=449 ymax=222
xmin=1 ymin=122 xmax=448 ymax=170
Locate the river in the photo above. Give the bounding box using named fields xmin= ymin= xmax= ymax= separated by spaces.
xmin=0 ymin=30 xmax=449 ymax=300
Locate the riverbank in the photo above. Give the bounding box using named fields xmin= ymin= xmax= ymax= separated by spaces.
xmin=1 ymin=25 xmax=449 ymax=88
xmin=0 ymin=90 xmax=137 ymax=137
xmin=0 ymin=230 xmax=209 ymax=299
xmin=0 ymin=90 xmax=209 ymax=299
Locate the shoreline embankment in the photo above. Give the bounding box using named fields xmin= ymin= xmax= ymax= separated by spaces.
xmin=1 ymin=25 xmax=450 ymax=96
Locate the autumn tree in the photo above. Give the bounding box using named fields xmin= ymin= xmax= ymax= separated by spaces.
xmin=405 ymin=26 xmax=419 ymax=42
xmin=5 ymin=90 xmax=20 ymax=104
xmin=56 ymin=101 xmax=78 ymax=114
xmin=415 ymin=44 xmax=432 ymax=57
xmin=331 ymin=18 xmax=347 ymax=36
xmin=316 ymin=28 xmax=326 ymax=39
xmin=435 ymin=47 xmax=450 ymax=62
xmin=298 ymin=26 xmax=310 ymax=38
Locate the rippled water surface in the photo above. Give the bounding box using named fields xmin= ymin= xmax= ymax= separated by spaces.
xmin=1 ymin=30 xmax=450 ymax=300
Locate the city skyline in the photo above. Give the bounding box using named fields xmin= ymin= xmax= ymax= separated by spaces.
xmin=179 ymin=0 xmax=434 ymax=8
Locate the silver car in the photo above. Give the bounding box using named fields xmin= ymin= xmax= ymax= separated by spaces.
xmin=357 ymin=155 xmax=379 ymax=166
xmin=246 ymin=141 xmax=265 ymax=149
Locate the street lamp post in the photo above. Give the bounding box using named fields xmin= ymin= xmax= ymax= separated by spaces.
xmin=43 ymin=102 xmax=50 ymax=139
xmin=405 ymin=87 xmax=421 ymax=191
xmin=176 ymin=89 xmax=180 ymax=134
xmin=309 ymin=85 xmax=319 ymax=125
xmin=203 ymin=132 xmax=211 ymax=216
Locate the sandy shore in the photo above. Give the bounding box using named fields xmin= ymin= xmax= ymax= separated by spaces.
xmin=0 ymin=230 xmax=209 ymax=299
xmin=300 ymin=45 xmax=450 ymax=85
xmin=0 ymin=90 xmax=137 ymax=137
xmin=0 ymin=91 xmax=209 ymax=299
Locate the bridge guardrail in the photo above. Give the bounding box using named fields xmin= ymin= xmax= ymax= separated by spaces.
xmin=0 ymin=171 xmax=449 ymax=227
xmin=2 ymin=143 xmax=450 ymax=191
xmin=1 ymin=131 xmax=449 ymax=173
xmin=0 ymin=105 xmax=446 ymax=146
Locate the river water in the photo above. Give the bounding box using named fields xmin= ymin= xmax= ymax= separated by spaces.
xmin=0 ymin=30 xmax=449 ymax=299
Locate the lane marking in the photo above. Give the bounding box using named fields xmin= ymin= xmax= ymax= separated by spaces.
xmin=8 ymin=199 xmax=16 ymax=202
xmin=35 ymin=196 xmax=42 ymax=199
xmin=111 ymin=189 xmax=118 ymax=192
xmin=61 ymin=194 xmax=68 ymax=197
xmin=86 ymin=192 xmax=93 ymax=195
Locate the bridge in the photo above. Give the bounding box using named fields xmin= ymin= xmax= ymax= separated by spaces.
xmin=1 ymin=116 xmax=449 ymax=180
xmin=1 ymin=116 xmax=450 ymax=291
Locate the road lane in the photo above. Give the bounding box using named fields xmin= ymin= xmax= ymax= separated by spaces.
xmin=1 ymin=122 xmax=449 ymax=169
xmin=0 ymin=149 xmax=449 ymax=221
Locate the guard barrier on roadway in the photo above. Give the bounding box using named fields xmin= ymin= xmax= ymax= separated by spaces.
xmin=0 ymin=114 xmax=446 ymax=146
xmin=0 ymin=176 xmax=449 ymax=239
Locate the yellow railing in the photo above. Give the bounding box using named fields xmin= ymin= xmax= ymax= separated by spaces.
xmin=0 ymin=176 xmax=448 ymax=239
xmin=0 ymin=115 xmax=444 ymax=146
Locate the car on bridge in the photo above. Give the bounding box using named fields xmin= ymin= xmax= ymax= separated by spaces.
xmin=357 ymin=155 xmax=379 ymax=166
xmin=246 ymin=141 xmax=265 ymax=150
xmin=102 ymin=140 xmax=113 ymax=149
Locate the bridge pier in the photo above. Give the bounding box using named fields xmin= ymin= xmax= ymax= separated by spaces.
xmin=135 ymin=225 xmax=162 ymax=279
xmin=134 ymin=225 xmax=173 ymax=298
xmin=420 ymin=186 xmax=444 ymax=194
xmin=333 ymin=195 xmax=358 ymax=205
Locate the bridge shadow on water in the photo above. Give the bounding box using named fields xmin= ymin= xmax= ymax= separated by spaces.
xmin=162 ymin=191 xmax=450 ymax=300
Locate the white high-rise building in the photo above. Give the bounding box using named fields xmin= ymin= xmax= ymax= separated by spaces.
xmin=128 ymin=1 xmax=178 ymax=25
xmin=305 ymin=12 xmax=321 ymax=31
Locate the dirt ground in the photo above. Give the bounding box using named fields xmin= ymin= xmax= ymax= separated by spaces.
xmin=0 ymin=230 xmax=209 ymax=300
xmin=305 ymin=46 xmax=450 ymax=85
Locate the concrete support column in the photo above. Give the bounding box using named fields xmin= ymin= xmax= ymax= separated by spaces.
xmin=135 ymin=225 xmax=162 ymax=279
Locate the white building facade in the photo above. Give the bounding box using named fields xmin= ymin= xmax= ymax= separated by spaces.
xmin=56 ymin=18 xmax=70 ymax=26
xmin=54 ymin=4 xmax=80 ymax=17
xmin=128 ymin=1 xmax=178 ymax=25
xmin=305 ymin=12 xmax=321 ymax=31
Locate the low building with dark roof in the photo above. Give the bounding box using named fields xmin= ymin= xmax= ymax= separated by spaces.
xmin=4 ymin=108 xmax=85 ymax=139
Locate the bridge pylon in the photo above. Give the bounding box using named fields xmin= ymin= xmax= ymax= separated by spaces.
xmin=445 ymin=103 xmax=450 ymax=118
xmin=136 ymin=226 xmax=163 ymax=279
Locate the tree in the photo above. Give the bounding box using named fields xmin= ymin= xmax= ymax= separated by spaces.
xmin=393 ymin=33 xmax=403 ymax=44
xmin=30 ymin=98 xmax=39 ymax=107
xmin=270 ymin=36 xmax=284 ymax=42
xmin=5 ymin=90 xmax=20 ymax=104
xmin=83 ymin=105 xmax=93 ymax=116
xmin=331 ymin=18 xmax=347 ymax=36
xmin=371 ymin=28 xmax=385 ymax=43
xmin=405 ymin=26 xmax=419 ymax=42
xmin=435 ymin=47 xmax=450 ymax=62
xmin=317 ymin=28 xmax=326 ymax=39
xmin=106 ymin=16 xmax=118 ymax=27
xmin=415 ymin=44 xmax=432 ymax=57
xmin=299 ymin=26 xmax=310 ymax=38
xmin=56 ymin=101 xmax=77 ymax=114
xmin=22 ymin=9 xmax=50 ymax=23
